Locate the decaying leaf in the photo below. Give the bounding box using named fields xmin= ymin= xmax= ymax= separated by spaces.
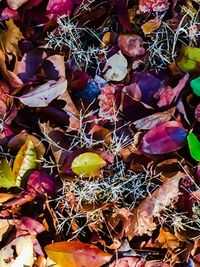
xmin=0 ymin=19 xmax=23 ymax=55
xmin=118 ymin=34 xmax=145 ymax=57
xmin=0 ymin=235 xmax=35 ymax=267
xmin=13 ymin=136 xmax=37 ymax=186
xmin=125 ymin=172 xmax=183 ymax=239
xmin=71 ymin=152 xmax=107 ymax=177
xmin=45 ymin=241 xmax=112 ymax=267
xmin=18 ymin=78 xmax=68 ymax=107
xmin=103 ymin=50 xmax=128 ymax=82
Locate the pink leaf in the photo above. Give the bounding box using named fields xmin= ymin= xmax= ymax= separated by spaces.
xmin=140 ymin=121 xmax=187 ymax=154
xmin=46 ymin=0 xmax=74 ymax=18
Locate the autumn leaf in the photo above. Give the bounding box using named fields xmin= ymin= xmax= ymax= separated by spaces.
xmin=18 ymin=78 xmax=68 ymax=107
xmin=0 ymin=159 xmax=16 ymax=188
xmin=176 ymin=46 xmax=200 ymax=72
xmin=13 ymin=136 xmax=37 ymax=186
xmin=45 ymin=241 xmax=112 ymax=267
xmin=0 ymin=19 xmax=23 ymax=55
xmin=71 ymin=152 xmax=107 ymax=177
xmin=118 ymin=34 xmax=145 ymax=57
xmin=6 ymin=0 xmax=29 ymax=10
xmin=141 ymin=18 xmax=162 ymax=35
xmin=187 ymin=132 xmax=200 ymax=161
xmin=103 ymin=50 xmax=128 ymax=82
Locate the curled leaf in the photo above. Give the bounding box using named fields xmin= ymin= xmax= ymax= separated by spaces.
xmin=71 ymin=152 xmax=107 ymax=177
xmin=45 ymin=241 xmax=112 ymax=267
xmin=13 ymin=136 xmax=37 ymax=186
xmin=103 ymin=50 xmax=128 ymax=82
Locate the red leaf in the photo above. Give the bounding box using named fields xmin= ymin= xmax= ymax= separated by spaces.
xmin=140 ymin=121 xmax=187 ymax=154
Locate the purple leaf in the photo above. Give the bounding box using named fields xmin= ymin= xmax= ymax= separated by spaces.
xmin=140 ymin=121 xmax=187 ymax=154
xmin=27 ymin=170 xmax=55 ymax=197
xmin=111 ymin=0 xmax=132 ymax=31
xmin=46 ymin=0 xmax=74 ymax=19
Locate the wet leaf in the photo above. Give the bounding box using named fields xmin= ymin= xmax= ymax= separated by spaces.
xmin=72 ymin=152 xmax=107 ymax=177
xmin=176 ymin=46 xmax=200 ymax=72
xmin=140 ymin=121 xmax=187 ymax=154
xmin=190 ymin=76 xmax=200 ymax=96
xmin=45 ymin=241 xmax=112 ymax=267
xmin=0 ymin=235 xmax=34 ymax=267
xmin=103 ymin=50 xmax=128 ymax=82
xmin=18 ymin=78 xmax=68 ymax=107
xmin=0 ymin=19 xmax=23 ymax=55
xmin=187 ymin=132 xmax=200 ymax=161
xmin=13 ymin=136 xmax=37 ymax=186
xmin=0 ymin=159 xmax=16 ymax=188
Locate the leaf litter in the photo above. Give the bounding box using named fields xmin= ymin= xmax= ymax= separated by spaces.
xmin=0 ymin=0 xmax=200 ymax=266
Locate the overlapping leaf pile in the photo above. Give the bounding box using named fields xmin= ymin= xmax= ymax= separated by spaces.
xmin=1 ymin=0 xmax=200 ymax=266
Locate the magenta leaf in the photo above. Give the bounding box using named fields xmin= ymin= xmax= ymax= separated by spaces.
xmin=140 ymin=121 xmax=187 ymax=154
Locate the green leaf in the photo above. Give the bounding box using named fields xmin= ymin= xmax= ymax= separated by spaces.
xmin=71 ymin=152 xmax=106 ymax=177
xmin=190 ymin=76 xmax=200 ymax=96
xmin=0 ymin=160 xmax=16 ymax=188
xmin=187 ymin=132 xmax=200 ymax=161
xmin=176 ymin=46 xmax=200 ymax=72
xmin=13 ymin=136 xmax=37 ymax=186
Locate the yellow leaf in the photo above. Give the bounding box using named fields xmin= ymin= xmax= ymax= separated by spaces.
xmin=45 ymin=241 xmax=112 ymax=267
xmin=0 ymin=19 xmax=23 ymax=55
xmin=71 ymin=152 xmax=106 ymax=177
xmin=157 ymin=227 xmax=180 ymax=250
xmin=141 ymin=19 xmax=161 ymax=35
xmin=0 ymin=159 xmax=16 ymax=188
xmin=176 ymin=46 xmax=200 ymax=72
xmin=13 ymin=136 xmax=37 ymax=186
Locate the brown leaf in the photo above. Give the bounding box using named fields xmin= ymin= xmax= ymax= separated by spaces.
xmin=125 ymin=172 xmax=184 ymax=239
xmin=141 ymin=19 xmax=162 ymax=35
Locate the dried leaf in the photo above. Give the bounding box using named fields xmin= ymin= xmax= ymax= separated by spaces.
xmin=71 ymin=152 xmax=107 ymax=177
xmin=13 ymin=136 xmax=37 ymax=186
xmin=140 ymin=121 xmax=187 ymax=154
xmin=118 ymin=34 xmax=145 ymax=57
xmin=0 ymin=159 xmax=16 ymax=188
xmin=133 ymin=107 xmax=176 ymax=130
xmin=125 ymin=172 xmax=183 ymax=238
xmin=157 ymin=227 xmax=180 ymax=250
xmin=45 ymin=241 xmax=112 ymax=267
xmin=139 ymin=0 xmax=170 ymax=12
xmin=0 ymin=19 xmax=23 ymax=55
xmin=18 ymin=78 xmax=68 ymax=107
xmin=103 ymin=50 xmax=128 ymax=82
xmin=141 ymin=19 xmax=162 ymax=35
xmin=187 ymin=132 xmax=200 ymax=161
xmin=0 ymin=235 xmax=34 ymax=267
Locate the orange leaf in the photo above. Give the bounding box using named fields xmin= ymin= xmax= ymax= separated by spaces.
xmin=141 ymin=18 xmax=161 ymax=35
xmin=45 ymin=241 xmax=112 ymax=267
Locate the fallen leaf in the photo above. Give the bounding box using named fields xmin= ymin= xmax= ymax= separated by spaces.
xmin=0 ymin=19 xmax=23 ymax=55
xmin=71 ymin=152 xmax=107 ymax=177
xmin=103 ymin=50 xmax=128 ymax=82
xmin=195 ymin=103 xmax=200 ymax=122
xmin=140 ymin=121 xmax=187 ymax=154
xmin=190 ymin=76 xmax=200 ymax=96
xmin=46 ymin=0 xmax=74 ymax=19
xmin=45 ymin=241 xmax=112 ymax=267
xmin=0 ymin=220 xmax=12 ymax=242
xmin=109 ymin=257 xmax=146 ymax=267
xmin=139 ymin=0 xmax=170 ymax=12
xmin=0 ymin=159 xmax=16 ymax=188
xmin=6 ymin=0 xmax=29 ymax=10
xmin=118 ymin=34 xmax=145 ymax=57
xmin=125 ymin=172 xmax=183 ymax=238
xmin=18 ymin=78 xmax=68 ymax=107
xmin=157 ymin=227 xmax=180 ymax=250
xmin=0 ymin=235 xmax=35 ymax=267
xmin=176 ymin=46 xmax=200 ymax=72
xmin=133 ymin=107 xmax=176 ymax=130
xmin=187 ymin=132 xmax=200 ymax=161
xmin=13 ymin=136 xmax=37 ymax=186
xmin=141 ymin=18 xmax=162 ymax=35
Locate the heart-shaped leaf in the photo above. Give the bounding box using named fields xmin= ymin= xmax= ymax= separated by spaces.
xmin=45 ymin=241 xmax=112 ymax=267
xmin=71 ymin=152 xmax=107 ymax=177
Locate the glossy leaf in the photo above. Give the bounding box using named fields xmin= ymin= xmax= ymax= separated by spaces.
xmin=13 ymin=136 xmax=37 ymax=186
xmin=0 ymin=19 xmax=23 ymax=55
xmin=18 ymin=78 xmax=68 ymax=107
xmin=45 ymin=241 xmax=112 ymax=267
xmin=187 ymin=132 xmax=200 ymax=161
xmin=71 ymin=152 xmax=107 ymax=177
xmin=103 ymin=50 xmax=128 ymax=82
xmin=140 ymin=121 xmax=187 ymax=154
xmin=0 ymin=159 xmax=16 ymax=188
xmin=176 ymin=46 xmax=200 ymax=72
xmin=190 ymin=76 xmax=200 ymax=96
